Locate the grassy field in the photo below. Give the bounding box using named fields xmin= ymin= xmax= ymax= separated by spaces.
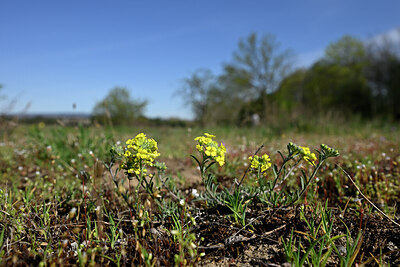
xmin=0 ymin=122 xmax=399 ymax=266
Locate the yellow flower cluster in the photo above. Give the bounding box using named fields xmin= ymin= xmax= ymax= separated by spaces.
xmin=122 ymin=133 xmax=160 ymax=175
xmin=194 ymin=133 xmax=226 ymax=166
xmin=299 ymin=146 xmax=317 ymax=165
xmin=249 ymin=154 xmax=272 ymax=175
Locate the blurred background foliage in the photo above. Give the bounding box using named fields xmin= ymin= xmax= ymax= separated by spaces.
xmin=179 ymin=32 xmax=400 ymax=127
xmin=1 ymin=31 xmax=399 ymax=129
xmin=92 ymin=87 xmax=148 ymax=126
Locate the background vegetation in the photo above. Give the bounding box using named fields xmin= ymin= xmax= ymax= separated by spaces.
xmin=179 ymin=32 xmax=400 ymax=127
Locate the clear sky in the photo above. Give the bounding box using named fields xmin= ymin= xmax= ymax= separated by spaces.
xmin=1 ymin=1 xmax=399 ymax=119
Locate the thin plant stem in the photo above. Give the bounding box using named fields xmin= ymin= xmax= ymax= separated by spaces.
xmin=340 ymin=165 xmax=400 ymax=228
xmin=235 ymin=144 xmax=264 ymax=191
xmin=81 ymin=172 xmax=88 ymax=245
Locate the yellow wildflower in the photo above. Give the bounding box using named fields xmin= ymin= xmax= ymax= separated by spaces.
xmin=204 ymin=133 xmax=216 ymax=138
xmin=249 ymin=154 xmax=271 ymax=175
xmin=299 ymin=146 xmax=317 ymax=165
xmin=121 ymin=133 xmax=160 ymax=176
xmin=205 ymin=145 xmax=217 ymax=157
xmin=194 ymin=133 xmax=226 ymax=166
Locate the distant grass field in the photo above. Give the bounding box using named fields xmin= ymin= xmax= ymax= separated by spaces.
xmin=0 ymin=122 xmax=399 ymax=265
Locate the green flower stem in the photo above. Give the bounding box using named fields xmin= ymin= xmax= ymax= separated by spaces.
xmin=106 ymin=162 xmax=137 ymax=214
xmin=273 ymin=151 xmax=298 ymax=182
xmin=272 ymin=157 xmax=302 ymax=190
xmin=287 ymin=158 xmax=326 ymax=207
xmin=135 ymin=161 xmax=145 ymax=212
xmin=195 ymin=154 xmax=224 ymax=206
xmin=235 ymin=144 xmax=264 ymax=190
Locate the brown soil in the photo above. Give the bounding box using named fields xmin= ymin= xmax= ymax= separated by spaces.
xmin=4 ymin=159 xmax=399 ymax=266
xmin=163 ymin=157 xmax=202 ymax=186
xmin=161 ymin=159 xmax=400 ymax=266
xmin=195 ymin=205 xmax=400 ymax=266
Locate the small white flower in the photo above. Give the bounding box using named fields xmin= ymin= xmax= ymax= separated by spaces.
xmin=191 ymin=189 xmax=199 ymax=198
xmin=179 ymin=199 xmax=185 ymax=206
xmin=35 ymin=171 xmax=40 ymax=176
xmin=70 ymin=159 xmax=76 ymax=164
xmin=18 ymin=166 xmax=23 ymax=171
xmin=89 ymin=151 xmax=94 ymax=156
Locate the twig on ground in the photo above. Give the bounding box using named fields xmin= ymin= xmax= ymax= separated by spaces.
xmin=339 ymin=165 xmax=400 ymax=228
xmin=197 ymin=224 xmax=285 ymax=250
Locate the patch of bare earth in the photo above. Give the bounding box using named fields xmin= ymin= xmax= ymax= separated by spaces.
xmin=163 ymin=157 xmax=202 ymax=186
xmin=195 ymin=205 xmax=400 ymax=266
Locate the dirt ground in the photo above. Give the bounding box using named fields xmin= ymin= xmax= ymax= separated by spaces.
xmin=195 ymin=206 xmax=400 ymax=266
xmin=159 ymin=158 xmax=400 ymax=266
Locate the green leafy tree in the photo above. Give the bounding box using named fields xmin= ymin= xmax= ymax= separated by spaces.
xmin=303 ymin=63 xmax=372 ymax=117
xmin=92 ymin=87 xmax=147 ymax=125
xmin=366 ymin=30 xmax=400 ymax=119
xmin=222 ymin=33 xmax=294 ymax=122
xmin=273 ymin=68 xmax=307 ymax=112
xmin=178 ymin=34 xmax=294 ymax=126
xmin=296 ymin=36 xmax=372 ymax=118
xmin=324 ymin=35 xmax=366 ymax=66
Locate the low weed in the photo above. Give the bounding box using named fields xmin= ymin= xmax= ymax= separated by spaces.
xmin=0 ymin=125 xmax=399 ymax=265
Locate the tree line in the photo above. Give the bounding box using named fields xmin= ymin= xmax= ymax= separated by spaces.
xmin=180 ymin=31 xmax=400 ymax=126
xmin=91 ymin=30 xmax=399 ymax=126
xmin=3 ymin=31 xmax=399 ymax=127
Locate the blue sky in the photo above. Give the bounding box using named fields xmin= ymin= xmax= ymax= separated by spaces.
xmin=1 ymin=1 xmax=399 ymax=119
